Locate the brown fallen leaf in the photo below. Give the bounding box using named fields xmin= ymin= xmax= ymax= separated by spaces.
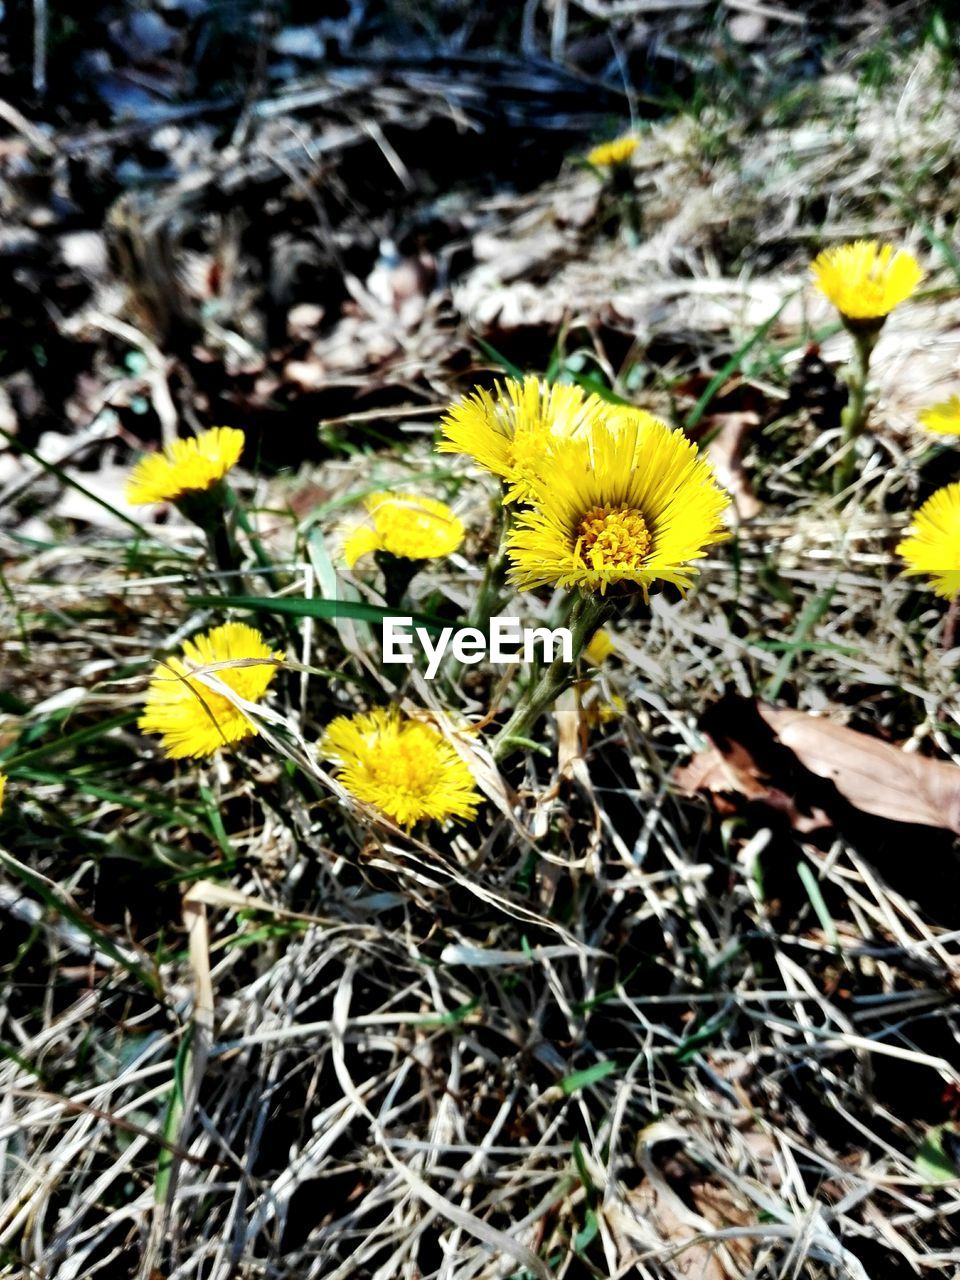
xmin=704 ymin=410 xmax=761 ymax=521
xmin=609 ymin=1127 xmax=755 ymax=1278
xmin=614 ymin=1178 xmax=732 ymax=1280
xmin=674 ymin=704 xmax=830 ymax=834
xmin=675 ymin=696 xmax=960 ymax=835
xmin=757 ymin=704 xmax=960 ymax=834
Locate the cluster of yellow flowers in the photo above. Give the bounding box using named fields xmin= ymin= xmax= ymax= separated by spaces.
xmin=138 ymin=621 xmax=283 ymax=760
xmin=439 ymin=376 xmax=730 ymax=598
xmin=126 ymin=427 xmax=246 ymax=506
xmin=68 ymin=231 xmax=950 ymax=839
xmin=342 ymin=492 xmax=464 ymax=568
xmin=901 ymin=391 xmax=960 ymax=599
xmin=319 ymin=707 xmax=480 ymax=827
xmin=120 ymin=374 xmax=731 ymax=830
xmin=810 ymin=241 xmax=923 ymax=327
xmin=809 ymin=239 xmax=960 ymax=598
xmin=123 ymin=428 xmax=478 ymax=827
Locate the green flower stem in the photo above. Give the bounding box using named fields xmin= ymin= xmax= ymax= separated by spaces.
xmin=224 ymin=485 xmax=282 ymax=592
xmin=469 ymin=499 xmax=511 ymax=631
xmin=179 ymin=483 xmax=245 ymax=587
xmin=446 ymin=498 xmax=511 ymax=692
xmin=188 ymin=488 xmax=300 ymax=650
xmin=204 ymin=517 xmax=244 ymax=581
xmin=612 ymin=165 xmax=642 ymax=246
xmin=834 ymin=327 xmax=879 ymax=497
xmin=377 ymin=553 xmax=423 ymax=609
xmin=491 ymin=592 xmax=612 ymax=762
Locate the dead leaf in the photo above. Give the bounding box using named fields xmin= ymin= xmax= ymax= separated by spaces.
xmin=555 ymin=684 xmax=583 ymax=780
xmin=674 ymin=716 xmax=830 ymax=834
xmin=758 ymin=704 xmax=960 ymax=834
xmin=675 ymin=697 xmax=960 ymax=835
xmin=616 ymin=1177 xmax=731 ymax=1280
xmin=704 ymin=411 xmax=761 ymax=520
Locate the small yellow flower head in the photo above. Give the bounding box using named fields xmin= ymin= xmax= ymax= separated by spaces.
xmin=810 ymin=241 xmax=923 ymax=325
xmin=320 ymin=706 xmax=481 ymax=828
xmin=896 ymin=483 xmax=960 ymax=599
xmin=126 ymin=427 xmax=245 ymax=506
xmin=438 ymin=376 xmax=609 ymax=504
xmin=582 ymin=689 xmax=626 ymax=729
xmin=584 ymin=628 xmax=616 ymax=665
xmin=0 ymin=772 xmax=5 ymax=814
xmin=139 ymin=622 xmax=283 ymax=760
xmin=919 ymin=395 xmax=960 ymax=436
xmin=342 ymin=492 xmax=464 ymax=568
xmin=587 ymin=135 xmax=638 ymax=168
xmin=507 ymin=412 xmax=730 ymax=598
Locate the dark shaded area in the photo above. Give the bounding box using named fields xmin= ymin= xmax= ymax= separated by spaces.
xmin=3 ymin=0 xmax=936 ymax=499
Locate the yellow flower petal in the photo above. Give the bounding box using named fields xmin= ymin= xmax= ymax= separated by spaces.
xmin=897 ymin=482 xmax=960 ymax=599
xmin=343 ymin=524 xmax=382 ymax=568
xmin=0 ymin=772 xmax=5 ymax=814
xmin=918 ymin=395 xmax=960 ymax=436
xmin=126 ymin=427 xmax=245 ymax=505
xmin=506 ymin=413 xmax=730 ymax=598
xmin=320 ymin=706 xmax=481 ymax=828
xmin=810 ymin=241 xmax=923 ymax=322
xmin=587 ymin=135 xmax=638 ymax=168
xmin=342 ymin=492 xmax=464 ymax=566
xmin=139 ymin=621 xmax=283 ymax=759
xmin=584 ymin=628 xmax=616 ymax=664
xmin=438 ymin=376 xmax=610 ymax=504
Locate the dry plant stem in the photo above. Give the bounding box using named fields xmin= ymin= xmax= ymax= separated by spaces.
xmin=943 ymin=591 xmax=960 ymax=652
xmin=834 ymin=328 xmax=878 ymax=496
xmin=491 ymin=593 xmax=612 ymax=761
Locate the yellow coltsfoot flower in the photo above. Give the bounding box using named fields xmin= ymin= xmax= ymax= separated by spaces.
xmin=506 ymin=413 xmax=730 ymax=598
xmin=897 ymin=483 xmax=960 ymax=599
xmin=811 ymin=241 xmax=923 ymax=327
xmin=139 ymin=622 xmax=283 ymax=760
xmin=126 ymin=427 xmax=245 ymax=506
xmin=320 ymin=706 xmax=481 ymax=828
xmin=587 ymin=135 xmax=638 ymax=168
xmin=342 ymin=492 xmax=464 ymax=568
xmin=438 ymin=376 xmax=609 ymax=504
xmin=919 ymin=395 xmax=960 ymax=436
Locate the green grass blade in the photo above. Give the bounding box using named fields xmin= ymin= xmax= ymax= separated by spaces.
xmin=764 ymin=581 xmax=837 ymax=701
xmin=0 ymin=425 xmax=156 ymax=538
xmin=186 ymin=593 xmax=454 ymax=634
xmin=473 ymin=338 xmax=525 ymax=382
xmin=560 ymin=1059 xmax=619 ymax=1095
xmin=0 ymin=711 xmax=140 ymax=770
xmin=683 ymin=296 xmax=793 ymax=431
xmin=797 ymin=860 xmax=839 ymax=949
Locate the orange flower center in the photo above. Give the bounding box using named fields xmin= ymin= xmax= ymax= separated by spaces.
xmin=576 ymin=505 xmax=651 ymax=570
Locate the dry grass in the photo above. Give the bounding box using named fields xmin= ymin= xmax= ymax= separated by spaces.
xmin=3 ymin=6 xmax=960 ymax=1279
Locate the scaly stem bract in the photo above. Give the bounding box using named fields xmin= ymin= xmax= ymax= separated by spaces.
xmin=446 ymin=495 xmax=511 ymax=693
xmin=834 ymin=328 xmax=879 ymax=497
